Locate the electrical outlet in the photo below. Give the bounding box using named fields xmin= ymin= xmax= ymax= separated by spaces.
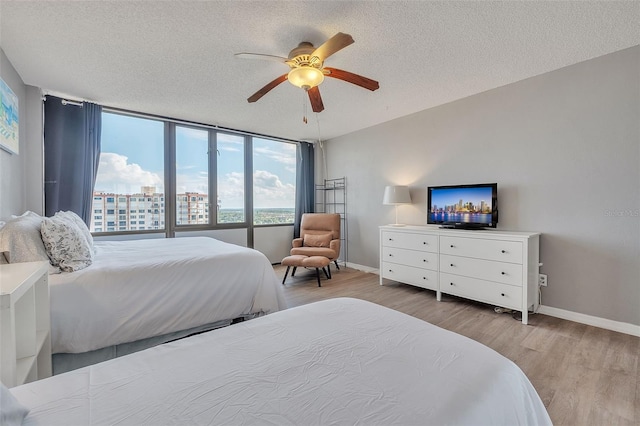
xmin=539 ymin=274 xmax=548 ymax=287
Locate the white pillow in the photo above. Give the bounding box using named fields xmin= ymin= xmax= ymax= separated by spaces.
xmin=41 ymin=216 xmax=93 ymax=272
xmin=0 ymin=213 xmax=50 ymax=263
xmin=54 ymin=211 xmax=93 ymax=249
xmin=0 ymin=383 xmax=30 ymax=426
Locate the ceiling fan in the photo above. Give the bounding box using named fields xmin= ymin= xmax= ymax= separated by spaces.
xmin=235 ymin=32 xmax=379 ymax=113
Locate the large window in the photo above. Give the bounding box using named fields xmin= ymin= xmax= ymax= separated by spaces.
xmin=91 ymin=112 xmax=165 ymax=232
xmin=216 ymin=133 xmax=245 ymax=224
xmin=91 ymin=111 xmax=296 ymax=234
xmin=253 ymin=138 xmax=296 ymax=225
xmin=175 ymin=126 xmax=209 ymax=225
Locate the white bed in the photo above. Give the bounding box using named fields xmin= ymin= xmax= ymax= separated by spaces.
xmin=49 ymin=237 xmax=286 ymax=355
xmin=10 ymin=298 xmax=552 ymax=425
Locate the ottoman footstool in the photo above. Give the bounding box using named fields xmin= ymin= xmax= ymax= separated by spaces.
xmin=281 ymin=255 xmax=331 ymax=287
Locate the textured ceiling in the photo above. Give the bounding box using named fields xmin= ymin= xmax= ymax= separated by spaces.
xmin=0 ymin=1 xmax=638 ymax=141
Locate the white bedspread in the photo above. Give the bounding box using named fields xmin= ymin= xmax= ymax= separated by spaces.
xmin=13 ymin=298 xmax=552 ymax=425
xmin=48 ymin=237 xmax=285 ymax=354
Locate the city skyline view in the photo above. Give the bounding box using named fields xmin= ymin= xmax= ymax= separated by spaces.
xmin=94 ymin=112 xmax=296 ymax=211
xmin=429 ymin=187 xmax=493 ymax=213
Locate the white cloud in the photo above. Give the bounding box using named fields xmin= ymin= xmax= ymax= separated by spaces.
xmin=94 ymin=152 xmax=163 ymax=194
xmin=217 ymin=170 xmax=295 ymax=209
xmin=176 ymin=171 xmax=208 ymax=194
xmin=253 ymin=170 xmax=295 ymax=208
xmin=253 ymin=144 xmax=297 ymax=167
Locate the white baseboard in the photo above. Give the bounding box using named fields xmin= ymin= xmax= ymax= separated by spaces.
xmin=345 ymin=262 xmax=379 ymax=274
xmin=538 ymin=305 xmax=640 ymax=337
xmin=339 ymin=264 xmax=639 ymax=337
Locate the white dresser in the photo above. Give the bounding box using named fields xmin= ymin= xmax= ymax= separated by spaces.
xmin=0 ymin=261 xmax=52 ymax=387
xmin=380 ymin=225 xmax=540 ymax=324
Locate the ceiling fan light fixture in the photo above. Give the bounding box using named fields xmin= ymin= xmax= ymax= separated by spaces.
xmin=287 ymin=66 xmax=324 ymax=90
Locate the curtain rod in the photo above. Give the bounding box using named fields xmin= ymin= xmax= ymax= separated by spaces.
xmin=43 ymin=93 xmax=308 ymax=145
xmin=61 ymin=99 xmax=83 ymax=107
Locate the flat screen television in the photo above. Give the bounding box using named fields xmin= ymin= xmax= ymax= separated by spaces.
xmin=427 ymin=183 xmax=498 ymax=229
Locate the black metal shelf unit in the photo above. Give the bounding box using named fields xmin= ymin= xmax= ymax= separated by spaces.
xmin=315 ymin=177 xmax=347 ymax=266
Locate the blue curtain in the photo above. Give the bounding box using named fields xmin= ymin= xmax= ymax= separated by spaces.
xmin=44 ymin=96 xmax=102 ymax=225
xmin=294 ymin=141 xmax=315 ymax=237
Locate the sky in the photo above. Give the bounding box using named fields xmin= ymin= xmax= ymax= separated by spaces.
xmin=94 ymin=112 xmax=296 ymax=209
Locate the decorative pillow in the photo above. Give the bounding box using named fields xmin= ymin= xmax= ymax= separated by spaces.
xmin=41 ymin=216 xmax=93 ymax=272
xmin=0 ymin=213 xmax=50 ymax=263
xmin=303 ymin=233 xmax=332 ymax=248
xmin=0 ymin=383 xmax=30 ymax=426
xmin=54 ymin=210 xmax=93 ymax=249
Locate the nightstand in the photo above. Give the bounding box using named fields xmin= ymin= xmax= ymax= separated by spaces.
xmin=0 ymin=261 xmax=52 ymax=387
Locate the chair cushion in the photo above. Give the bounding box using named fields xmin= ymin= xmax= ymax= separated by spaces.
xmin=290 ymin=246 xmax=337 ymax=259
xmin=303 ymin=233 xmax=332 ymax=248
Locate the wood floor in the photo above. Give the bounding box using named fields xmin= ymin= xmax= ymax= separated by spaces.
xmin=275 ymin=264 xmax=640 ymax=426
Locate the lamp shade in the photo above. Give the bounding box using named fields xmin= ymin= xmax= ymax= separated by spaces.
xmin=287 ymin=66 xmax=325 ymax=89
xmin=383 ymin=185 xmax=412 ymax=205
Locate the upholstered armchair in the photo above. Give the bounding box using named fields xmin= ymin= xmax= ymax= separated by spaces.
xmin=291 ymin=213 xmax=341 ymax=269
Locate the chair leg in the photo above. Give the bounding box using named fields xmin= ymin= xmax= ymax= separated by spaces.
xmin=323 ymin=266 xmax=331 ymax=279
xmin=334 ymin=260 xmax=340 ymax=270
xmin=292 ymin=266 xmax=297 ymax=277
xmin=316 ymin=268 xmax=322 ymax=287
xmin=282 ymin=266 xmax=291 ymax=285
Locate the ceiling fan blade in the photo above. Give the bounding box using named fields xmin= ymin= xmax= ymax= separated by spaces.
xmin=307 ymin=86 xmax=324 ymax=113
xmin=235 ymin=53 xmax=290 ymax=64
xmin=323 ymin=67 xmax=379 ymax=91
xmin=311 ymin=32 xmax=354 ymax=62
xmin=247 ymin=74 xmax=288 ymax=103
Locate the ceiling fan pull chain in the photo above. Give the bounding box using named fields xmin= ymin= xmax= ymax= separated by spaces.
xmin=302 ymin=90 xmax=308 ymax=124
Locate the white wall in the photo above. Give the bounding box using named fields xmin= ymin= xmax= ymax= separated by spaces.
xmin=323 ymin=46 xmax=640 ymax=326
xmin=0 ymin=48 xmax=44 ymax=220
xmin=0 ymin=48 xmax=26 ymax=219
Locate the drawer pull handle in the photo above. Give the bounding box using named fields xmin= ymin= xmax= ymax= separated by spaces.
xmin=388 ymin=254 xmax=393 ymax=257
xmin=501 ymin=272 xmax=506 ymax=275
xmin=388 ymin=238 xmax=393 ymax=241
xmin=423 ymin=277 xmax=427 ymax=280
xmin=450 ymin=263 xmax=454 ymax=267
xmin=450 ymin=282 xmax=454 ymax=286
xmin=423 ymin=241 xmax=427 ymax=245
xmin=423 ymin=259 xmax=427 ymax=262
xmin=501 ymin=250 xmax=506 ymax=253
xmin=388 ymin=269 xmax=393 ymax=272
xmin=501 ymin=293 xmax=505 ymax=297
xmin=450 ymin=244 xmax=454 ymax=248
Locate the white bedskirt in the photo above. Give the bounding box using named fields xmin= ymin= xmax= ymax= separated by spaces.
xmin=49 ymin=237 xmax=285 ymax=354
xmin=13 ymin=298 xmax=551 ymax=425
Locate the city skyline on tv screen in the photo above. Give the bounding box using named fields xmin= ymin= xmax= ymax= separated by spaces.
xmin=428 ymin=186 xmax=495 ymax=225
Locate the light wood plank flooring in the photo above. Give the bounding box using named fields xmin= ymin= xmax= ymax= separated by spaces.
xmin=275 ymin=264 xmax=640 ymax=426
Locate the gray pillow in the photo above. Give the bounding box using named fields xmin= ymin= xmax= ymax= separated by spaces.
xmin=0 ymin=212 xmax=50 ymax=264
xmin=41 ymin=215 xmax=93 ymax=272
xmin=0 ymin=383 xmax=29 ymax=426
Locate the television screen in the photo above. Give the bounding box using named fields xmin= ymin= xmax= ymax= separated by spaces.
xmin=427 ymin=183 xmax=498 ymax=228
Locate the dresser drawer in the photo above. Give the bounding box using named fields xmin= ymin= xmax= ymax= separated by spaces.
xmin=440 ymin=272 xmax=523 ymax=310
xmin=440 ymin=236 xmax=523 ymax=264
xmin=382 ymin=246 xmax=438 ymax=271
xmin=382 ymin=231 xmax=438 ymax=252
xmin=440 ymin=254 xmax=523 ymax=286
xmin=381 ymin=262 xmax=438 ymax=291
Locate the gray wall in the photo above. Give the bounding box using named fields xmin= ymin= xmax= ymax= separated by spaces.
xmin=0 ymin=48 xmax=43 ymax=220
xmin=0 ymin=48 xmax=27 ymax=219
xmin=323 ymin=46 xmax=639 ymax=326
